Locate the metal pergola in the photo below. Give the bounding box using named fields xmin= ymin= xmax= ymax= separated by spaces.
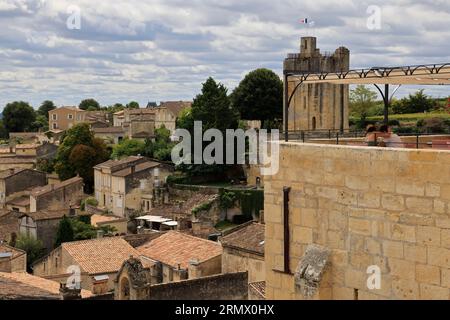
xmin=283 ymin=63 xmax=450 ymax=141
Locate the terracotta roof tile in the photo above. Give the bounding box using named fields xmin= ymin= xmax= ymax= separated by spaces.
xmin=0 ymin=272 xmax=92 ymax=299
xmin=62 ymin=237 xmax=140 ymax=274
xmin=137 ymin=231 xmax=222 ymax=270
xmin=221 ymin=222 xmax=265 ymax=255
xmin=158 ymin=101 xmax=192 ymax=117
xmin=0 ymin=243 xmax=26 ymax=259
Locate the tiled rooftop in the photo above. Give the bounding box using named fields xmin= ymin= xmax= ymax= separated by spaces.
xmin=137 ymin=231 xmax=222 ymax=270
xmin=221 ymin=222 xmax=265 ymax=255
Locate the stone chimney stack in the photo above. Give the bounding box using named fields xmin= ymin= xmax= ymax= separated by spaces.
xmin=59 ymin=283 xmax=81 ymax=300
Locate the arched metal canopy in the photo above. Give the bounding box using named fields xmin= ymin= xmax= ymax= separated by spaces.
xmin=284 ymin=63 xmax=450 ymax=141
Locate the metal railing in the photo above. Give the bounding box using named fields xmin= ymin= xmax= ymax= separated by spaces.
xmin=281 ymin=130 xmax=450 ymax=150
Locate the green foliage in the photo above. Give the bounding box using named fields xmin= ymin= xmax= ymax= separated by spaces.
xmin=219 ymin=188 xmax=264 ymax=218
xmin=54 ymin=123 xmax=110 ymax=193
xmin=143 ymin=126 xmax=175 ymax=161
xmin=417 ymin=117 xmax=449 ymax=133
xmin=36 ymin=158 xmax=55 ymax=173
xmin=38 ymin=100 xmax=56 ymax=120
xmin=191 ymin=201 xmax=214 ymax=215
xmin=231 ymin=68 xmax=283 ymax=126
xmin=70 ymin=218 xmax=97 ymax=241
xmin=79 ymin=98 xmax=100 ymax=111
xmin=15 ymin=234 xmax=46 ymax=272
xmin=126 ymin=101 xmax=140 ymax=109
xmin=191 ymin=77 xmax=239 ymax=132
xmin=98 ymin=225 xmax=118 ymax=236
xmin=349 ymin=85 xmax=378 ymax=123
xmin=111 ymin=138 xmax=145 ymax=159
xmin=2 ymin=101 xmax=36 ymax=133
xmin=0 ymin=120 xmax=9 ymax=139
xmin=54 ymin=216 xmax=74 ymax=248
xmin=166 ymin=173 xmax=190 ymax=185
xmin=33 ymin=114 xmax=49 ymax=132
xmin=391 ymin=90 xmax=434 ymax=114
xmin=176 ymin=107 xmax=194 ymax=130
xmin=81 ymin=197 xmax=98 ymax=211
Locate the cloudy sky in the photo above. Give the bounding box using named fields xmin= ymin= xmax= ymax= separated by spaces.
xmin=0 ymin=0 xmax=449 ymax=109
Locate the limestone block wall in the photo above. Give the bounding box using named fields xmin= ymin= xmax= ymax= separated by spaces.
xmin=265 ymin=142 xmax=450 ymax=300
xmin=222 ymin=247 xmax=265 ymax=283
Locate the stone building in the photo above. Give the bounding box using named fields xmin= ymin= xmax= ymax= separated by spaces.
xmin=284 ymin=37 xmax=350 ymax=132
xmin=32 ymin=237 xmax=141 ymax=294
xmin=0 ymin=271 xmax=92 ymax=299
xmin=0 ymin=168 xmax=47 ymax=209
xmin=29 ymin=176 xmax=84 ymax=212
xmin=136 ymin=231 xmax=223 ymax=283
xmin=0 ymin=243 xmax=26 ymax=272
xmin=264 ymin=142 xmax=450 ymax=300
xmin=18 ymin=208 xmax=89 ymax=252
xmin=221 ymin=221 xmax=265 ymax=284
xmin=0 ymin=210 xmax=21 ymax=244
xmin=48 ymin=107 xmax=110 ymax=131
xmin=114 ymin=257 xmax=247 ymax=300
xmin=94 ymin=156 xmax=172 ymax=218
xmin=153 ymin=101 xmax=192 ymax=133
xmin=92 ymin=127 xmax=126 ymax=145
xmin=91 ymin=214 xmax=128 ymax=235
xmin=0 ymin=157 xmax=36 ymax=171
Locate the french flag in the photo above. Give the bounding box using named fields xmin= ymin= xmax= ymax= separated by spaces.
xmin=300 ymin=18 xmax=308 ymax=24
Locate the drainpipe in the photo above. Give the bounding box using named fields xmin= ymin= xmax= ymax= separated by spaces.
xmin=283 ymin=186 xmax=291 ymax=274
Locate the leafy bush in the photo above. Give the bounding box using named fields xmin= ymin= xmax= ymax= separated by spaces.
xmin=15 ymin=235 xmax=46 ymax=272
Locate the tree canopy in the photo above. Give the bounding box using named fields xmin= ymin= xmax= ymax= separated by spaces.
xmin=38 ymin=100 xmax=56 ymax=120
xmin=15 ymin=235 xmax=46 ymax=272
xmin=231 ymin=68 xmax=283 ymax=127
xmin=111 ymin=138 xmax=146 ymax=159
xmin=2 ymin=101 xmax=36 ymax=133
xmin=79 ymin=98 xmax=100 ymax=111
xmin=392 ymin=89 xmax=434 ymax=114
xmin=54 ymin=123 xmax=110 ymax=192
xmin=54 ymin=215 xmax=74 ymax=247
xmin=350 ymin=85 xmax=378 ymax=123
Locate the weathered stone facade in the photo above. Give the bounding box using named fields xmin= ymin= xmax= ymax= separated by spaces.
xmin=0 ymin=169 xmax=47 ymax=208
xmin=30 ymin=176 xmax=84 ymax=212
xmin=265 ymin=142 xmax=450 ymax=299
xmin=284 ymin=37 xmax=350 ymax=132
xmin=115 ymin=257 xmax=248 ymax=300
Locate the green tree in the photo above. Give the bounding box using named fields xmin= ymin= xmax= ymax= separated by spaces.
xmin=111 ymin=138 xmax=145 ymax=159
xmin=231 ymin=68 xmax=283 ymax=127
xmin=0 ymin=120 xmax=8 ymax=139
xmin=71 ymin=218 xmax=97 ymax=240
xmin=54 ymin=215 xmax=74 ymax=247
xmin=2 ymin=101 xmax=36 ymax=133
xmin=143 ymin=125 xmax=175 ymax=161
xmin=392 ymin=90 xmax=434 ymax=114
xmin=79 ymin=98 xmax=100 ymax=111
xmin=32 ymin=114 xmax=49 ymax=132
xmin=54 ymin=123 xmax=110 ymax=192
xmin=190 ymin=77 xmax=238 ymax=131
xmin=15 ymin=235 xmax=46 ymax=272
xmin=38 ymin=100 xmax=56 ymax=120
xmin=126 ymin=101 xmax=140 ymax=109
xmin=350 ymin=85 xmax=378 ymax=124
xmin=176 ymin=107 xmax=194 ymax=130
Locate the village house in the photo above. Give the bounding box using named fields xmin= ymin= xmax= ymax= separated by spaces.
xmin=18 ymin=208 xmax=90 ymax=252
xmin=48 ymin=107 xmax=110 ymax=131
xmin=113 ymin=109 xmax=156 ymax=140
xmin=14 ymin=143 xmax=58 ymax=160
xmin=0 ymin=168 xmax=47 ymax=209
xmin=0 ymin=271 xmax=93 ymax=299
xmin=0 ymin=210 xmax=21 ymax=244
xmin=0 ymin=243 xmax=26 ymax=272
xmin=32 ymin=236 xmax=142 ymax=294
xmin=221 ymin=221 xmax=265 ymax=283
xmin=92 ymin=127 xmax=126 ymax=145
xmin=153 ymin=101 xmax=192 ymax=133
xmin=29 ymin=176 xmax=84 ymax=212
xmin=136 ymin=231 xmax=223 ymax=284
xmin=94 ymin=156 xmax=172 ymax=218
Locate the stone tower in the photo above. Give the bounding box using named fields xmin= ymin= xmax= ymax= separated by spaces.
xmin=284 ymin=37 xmax=350 ymax=132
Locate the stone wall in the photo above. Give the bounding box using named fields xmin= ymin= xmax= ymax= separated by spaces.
xmin=265 ymin=142 xmax=450 ymax=300
xmin=222 ymin=247 xmax=265 ymax=283
xmin=0 ymin=170 xmax=46 ymax=208
xmin=145 ymin=272 xmax=248 ymax=300
xmin=31 ymin=178 xmax=84 ymax=212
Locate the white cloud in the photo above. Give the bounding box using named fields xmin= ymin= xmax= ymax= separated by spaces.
xmin=0 ymin=0 xmax=448 ymax=108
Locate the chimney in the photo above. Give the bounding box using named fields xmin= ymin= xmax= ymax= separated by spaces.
xmin=59 ymin=283 xmax=81 ymax=300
